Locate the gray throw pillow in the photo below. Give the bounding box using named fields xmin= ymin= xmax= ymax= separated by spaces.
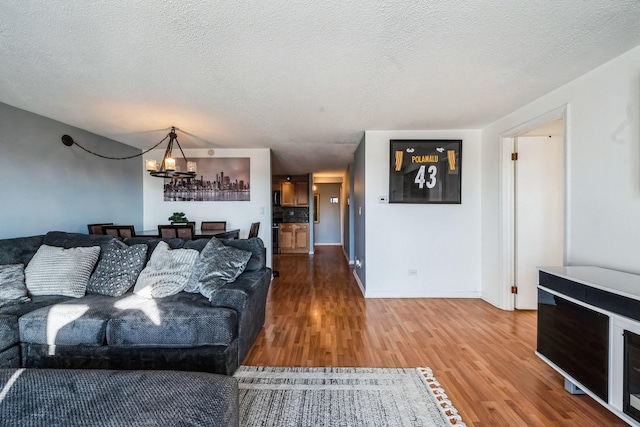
xmin=133 ymin=241 xmax=198 ymax=299
xmin=0 ymin=264 xmax=31 ymax=308
xmin=87 ymin=240 xmax=148 ymax=297
xmin=25 ymin=244 xmax=101 ymax=298
xmin=185 ymin=238 xmax=252 ymax=300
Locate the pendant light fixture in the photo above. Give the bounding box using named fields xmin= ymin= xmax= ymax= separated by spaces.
xmin=145 ymin=127 xmax=197 ymax=178
xmin=61 ymin=126 xmax=197 ymax=179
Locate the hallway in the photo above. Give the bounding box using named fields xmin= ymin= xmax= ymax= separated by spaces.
xmin=244 ymin=246 xmax=623 ymax=426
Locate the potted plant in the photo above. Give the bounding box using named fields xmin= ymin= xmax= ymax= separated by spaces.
xmin=168 ymin=212 xmax=189 ymax=224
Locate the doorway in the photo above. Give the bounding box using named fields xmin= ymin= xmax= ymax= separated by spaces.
xmin=502 ymin=112 xmax=566 ymax=310
xmin=313 ymin=183 xmax=342 ymax=246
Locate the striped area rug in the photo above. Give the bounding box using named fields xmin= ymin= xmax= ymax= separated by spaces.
xmin=234 ymin=366 xmax=466 ymax=427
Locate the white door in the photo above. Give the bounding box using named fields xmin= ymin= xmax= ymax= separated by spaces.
xmin=515 ymin=135 xmax=564 ymax=309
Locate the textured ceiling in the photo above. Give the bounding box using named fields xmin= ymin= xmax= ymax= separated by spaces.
xmin=2 ymin=1 xmax=640 ymax=175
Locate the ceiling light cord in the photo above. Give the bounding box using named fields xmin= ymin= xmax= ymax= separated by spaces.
xmin=62 ymin=133 xmax=170 ymax=160
xmin=62 ymin=127 xmax=198 ymax=179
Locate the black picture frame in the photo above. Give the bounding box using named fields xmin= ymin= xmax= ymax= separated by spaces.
xmin=389 ymin=139 xmax=462 ymax=204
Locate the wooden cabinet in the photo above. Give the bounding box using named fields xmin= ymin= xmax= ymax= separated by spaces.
xmin=281 ymin=182 xmax=295 ymax=206
xmin=281 ymin=182 xmax=308 ymax=206
xmin=279 ymin=223 xmax=309 ymax=253
xmin=294 ymin=182 xmax=309 ymax=205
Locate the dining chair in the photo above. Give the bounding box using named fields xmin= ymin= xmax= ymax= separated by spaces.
xmin=102 ymin=225 xmax=136 ymax=238
xmin=201 ymin=221 xmax=226 ymax=231
xmin=248 ymin=222 xmax=260 ymax=238
xmin=171 ymin=221 xmax=196 ymax=227
xmin=158 ymin=224 xmax=195 ymax=240
xmin=87 ymin=223 xmax=113 ymax=235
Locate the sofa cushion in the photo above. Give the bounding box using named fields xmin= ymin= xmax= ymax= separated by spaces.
xmin=0 ymin=264 xmax=30 ymax=308
xmin=123 ymin=237 xmax=188 ymax=264
xmin=0 ymin=369 xmax=240 ymax=426
xmin=185 ymin=238 xmax=252 ymax=300
xmin=0 ymin=314 xmax=19 ymax=352
xmin=25 ymin=245 xmax=101 ymax=298
xmin=43 ymin=231 xmax=117 ymax=251
xmin=106 ymin=293 xmax=237 ymax=347
xmin=0 ymin=295 xmax=72 ymax=317
xmin=183 ymin=239 xmax=211 ymax=252
xmin=0 ymin=345 xmax=19 ymax=368
xmin=0 ymin=235 xmax=44 ymax=266
xmin=220 ymin=238 xmax=265 ymax=271
xmin=87 ymin=240 xmax=147 ymax=297
xmin=133 ymin=242 xmax=198 ymax=299
xmin=18 ymin=295 xmax=117 ymax=346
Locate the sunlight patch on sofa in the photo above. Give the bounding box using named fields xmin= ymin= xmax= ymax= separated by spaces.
xmin=114 ymin=294 xmax=161 ymax=325
xmin=46 ymin=304 xmax=90 ymax=354
xmin=0 ymin=369 xmax=24 ymax=403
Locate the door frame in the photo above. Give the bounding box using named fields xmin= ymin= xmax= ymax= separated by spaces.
xmin=498 ymin=105 xmax=570 ymax=310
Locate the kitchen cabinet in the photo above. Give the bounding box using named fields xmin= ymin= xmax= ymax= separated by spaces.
xmin=281 ymin=182 xmax=309 ymax=206
xmin=279 ymin=223 xmax=309 ymax=253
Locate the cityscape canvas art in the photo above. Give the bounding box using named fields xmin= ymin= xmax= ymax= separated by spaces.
xmin=164 ymin=157 xmax=250 ymax=201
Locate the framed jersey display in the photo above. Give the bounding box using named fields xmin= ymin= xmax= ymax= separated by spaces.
xmin=389 ymin=139 xmax=462 ymax=204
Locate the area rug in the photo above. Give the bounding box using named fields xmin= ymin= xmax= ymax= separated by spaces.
xmin=234 ymin=366 xmax=466 ymax=427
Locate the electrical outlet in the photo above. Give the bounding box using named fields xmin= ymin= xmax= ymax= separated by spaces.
xmin=408 ymin=269 xmax=418 ymax=276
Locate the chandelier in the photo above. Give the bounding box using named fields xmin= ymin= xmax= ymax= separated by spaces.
xmin=61 ymin=126 xmax=197 ymax=179
xmin=145 ymin=127 xmax=197 ymax=178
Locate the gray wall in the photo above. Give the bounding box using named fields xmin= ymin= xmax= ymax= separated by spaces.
xmin=313 ymin=183 xmax=341 ymax=244
xmin=0 ymin=102 xmax=143 ymax=238
xmin=353 ymin=136 xmax=366 ymax=288
xmin=342 ymin=165 xmax=354 ymax=262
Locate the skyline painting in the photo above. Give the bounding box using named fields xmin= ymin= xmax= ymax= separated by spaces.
xmin=163 ymin=157 xmax=250 ymax=201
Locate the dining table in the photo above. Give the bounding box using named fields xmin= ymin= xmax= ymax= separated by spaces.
xmin=137 ymin=228 xmax=240 ymax=239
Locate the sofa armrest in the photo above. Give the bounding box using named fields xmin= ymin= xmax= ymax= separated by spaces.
xmin=209 ymin=268 xmax=271 ymax=364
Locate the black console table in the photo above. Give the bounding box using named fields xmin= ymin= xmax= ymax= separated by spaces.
xmin=538 ymin=266 xmax=640 ymax=426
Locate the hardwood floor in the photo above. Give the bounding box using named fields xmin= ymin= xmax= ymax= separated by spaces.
xmin=244 ymin=246 xmax=626 ymax=426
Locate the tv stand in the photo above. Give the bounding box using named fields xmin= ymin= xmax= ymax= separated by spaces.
xmin=537 ymin=266 xmax=640 ymax=426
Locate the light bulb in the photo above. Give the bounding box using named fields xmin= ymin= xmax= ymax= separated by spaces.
xmin=145 ymin=159 xmax=158 ymax=172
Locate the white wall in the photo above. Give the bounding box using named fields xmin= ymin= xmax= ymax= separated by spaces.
xmin=364 ymin=130 xmax=482 ymax=298
xmin=143 ymin=148 xmax=273 ymax=267
xmin=481 ymin=45 xmax=640 ymax=308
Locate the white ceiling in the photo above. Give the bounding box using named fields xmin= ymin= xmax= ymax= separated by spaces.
xmin=2 ymin=1 xmax=640 ymax=175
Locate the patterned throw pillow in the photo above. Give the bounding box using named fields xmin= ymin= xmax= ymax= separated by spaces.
xmin=25 ymin=245 xmax=101 ymax=298
xmin=133 ymin=241 xmax=198 ymax=299
xmin=0 ymin=264 xmax=31 ymax=308
xmin=185 ymin=238 xmax=252 ymax=300
xmin=87 ymin=240 xmax=148 ymax=297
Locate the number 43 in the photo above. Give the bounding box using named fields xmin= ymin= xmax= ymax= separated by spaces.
xmin=414 ymin=165 xmax=437 ymax=189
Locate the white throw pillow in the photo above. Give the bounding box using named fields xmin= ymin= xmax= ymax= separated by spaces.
xmin=133 ymin=241 xmax=198 ymax=299
xmin=25 ymin=244 xmax=101 ymax=298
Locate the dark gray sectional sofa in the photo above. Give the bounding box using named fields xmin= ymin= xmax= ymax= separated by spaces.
xmin=0 ymin=231 xmax=272 ymax=375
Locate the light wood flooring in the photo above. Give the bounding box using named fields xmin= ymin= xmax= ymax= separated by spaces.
xmin=243 ymin=246 xmax=625 ymax=426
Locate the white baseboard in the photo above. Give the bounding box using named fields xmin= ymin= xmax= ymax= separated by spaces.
xmin=480 ymin=291 xmax=504 ymax=310
xmin=363 ymin=290 xmax=481 ymax=298
xmin=342 ymin=247 xmax=354 ymax=264
xmin=352 ymin=270 xmax=365 ymax=296
xmin=313 ymin=243 xmax=341 ymax=246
